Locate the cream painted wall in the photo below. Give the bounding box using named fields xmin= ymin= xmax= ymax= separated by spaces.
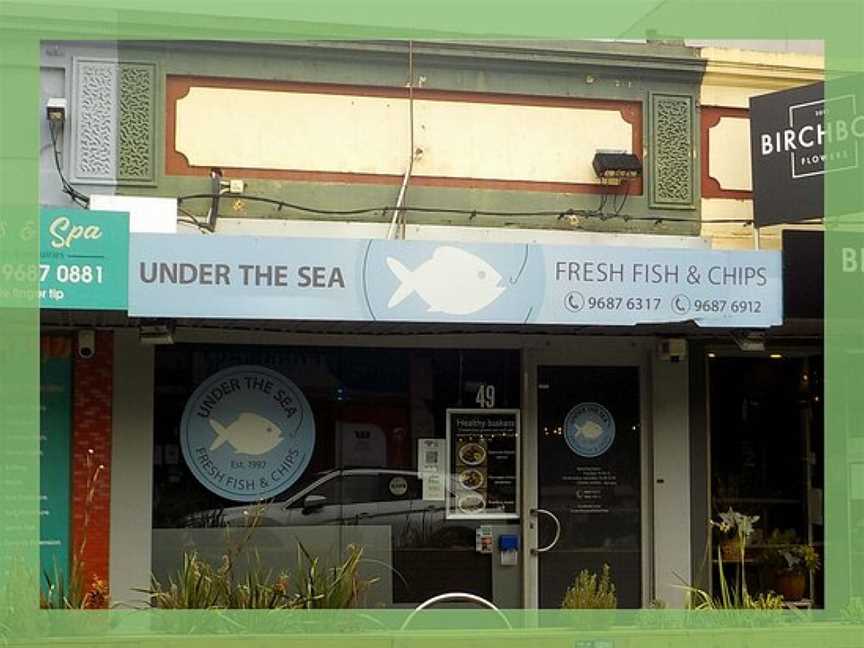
xmin=702 ymin=198 xmax=820 ymax=250
xmin=708 ymin=117 xmax=751 ymax=192
xmin=699 ymin=48 xmax=824 ymax=249
xmin=175 ymin=87 xmax=633 ymax=184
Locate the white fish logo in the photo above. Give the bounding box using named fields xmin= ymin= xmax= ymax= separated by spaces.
xmin=386 ymin=247 xmax=505 ymax=315
xmin=576 ymin=420 xmax=605 ymax=441
xmin=209 ymin=412 xmax=284 ymax=456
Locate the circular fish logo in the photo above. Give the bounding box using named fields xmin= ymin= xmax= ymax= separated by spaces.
xmin=180 ymin=366 xmax=315 ymax=502
xmin=563 ymin=403 xmax=615 ymax=458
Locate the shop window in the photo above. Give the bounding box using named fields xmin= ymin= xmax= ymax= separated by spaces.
xmin=151 ymin=344 xmax=519 ymax=608
xmin=708 ymin=354 xmax=824 ymax=607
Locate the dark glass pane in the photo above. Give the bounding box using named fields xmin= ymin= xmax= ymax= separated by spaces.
xmin=537 ymin=366 xmax=642 ymax=609
xmin=151 ymin=344 xmax=520 ymax=608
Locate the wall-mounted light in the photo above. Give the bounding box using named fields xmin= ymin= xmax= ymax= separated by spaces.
xmin=731 ymin=330 xmax=766 ymax=352
xmin=592 ymin=150 xmax=642 ymax=184
xmin=139 ymin=322 xmax=175 ymax=345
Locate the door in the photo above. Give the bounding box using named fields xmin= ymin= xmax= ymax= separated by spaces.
xmin=532 ymin=365 xmax=643 ymax=608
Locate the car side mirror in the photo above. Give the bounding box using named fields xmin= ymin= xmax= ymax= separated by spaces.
xmin=302 ymin=494 xmax=327 ymax=514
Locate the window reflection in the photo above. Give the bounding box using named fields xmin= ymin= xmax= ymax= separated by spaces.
xmin=152 ymin=345 xmax=520 ymax=607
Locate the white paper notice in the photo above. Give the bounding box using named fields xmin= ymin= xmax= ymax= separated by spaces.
xmin=418 ymin=438 xmax=446 ymax=501
xmin=419 ymin=438 xmax=444 ymax=474
xmin=422 ymin=472 xmax=445 ymax=501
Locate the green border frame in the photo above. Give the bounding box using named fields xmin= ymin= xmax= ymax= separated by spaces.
xmin=2 ymin=1 xmax=862 ymax=645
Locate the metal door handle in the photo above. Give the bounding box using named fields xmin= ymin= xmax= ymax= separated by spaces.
xmin=530 ymin=507 xmax=561 ymax=554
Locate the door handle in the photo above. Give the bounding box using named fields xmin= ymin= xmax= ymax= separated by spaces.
xmin=530 ymin=508 xmax=561 ymax=555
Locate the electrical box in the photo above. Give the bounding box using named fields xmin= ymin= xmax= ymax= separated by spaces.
xmin=46 ymin=97 xmax=67 ymax=122
xmin=498 ymin=533 xmax=519 ymax=566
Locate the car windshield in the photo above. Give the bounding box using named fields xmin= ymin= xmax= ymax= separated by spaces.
xmin=272 ymin=468 xmax=337 ymax=503
xmin=274 ymin=468 xmax=420 ymax=505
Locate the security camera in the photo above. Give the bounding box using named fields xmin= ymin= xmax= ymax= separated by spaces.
xmin=77 ymin=330 xmax=96 ymax=359
xmin=657 ymin=338 xmax=687 ymax=363
xmin=46 ymin=97 xmax=67 ymax=123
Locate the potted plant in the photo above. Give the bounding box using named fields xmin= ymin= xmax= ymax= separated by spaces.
xmin=561 ymin=563 xmax=618 ymax=610
xmin=677 ymin=510 xmax=785 ymax=611
xmin=712 ymin=508 xmax=759 ymax=562
xmin=560 ymin=563 xmax=617 ymax=629
xmin=761 ymin=529 xmax=820 ymax=601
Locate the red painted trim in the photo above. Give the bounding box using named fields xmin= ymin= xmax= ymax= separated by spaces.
xmin=701 ymin=106 xmax=752 ymax=200
xmin=165 ymin=75 xmax=644 ymax=196
xmin=70 ymin=331 xmax=113 ymax=607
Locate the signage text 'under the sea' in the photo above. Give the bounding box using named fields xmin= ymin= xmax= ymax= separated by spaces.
xmin=139 ymin=262 xmax=346 ymax=288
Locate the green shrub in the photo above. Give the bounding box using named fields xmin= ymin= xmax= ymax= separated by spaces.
xmin=140 ymin=543 xmax=376 ymax=610
xmin=561 ymin=563 xmax=617 ymax=609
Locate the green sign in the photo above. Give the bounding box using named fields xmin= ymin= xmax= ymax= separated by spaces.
xmin=40 ymin=207 xmax=129 ymax=310
xmin=39 ymin=336 xmax=73 ymax=589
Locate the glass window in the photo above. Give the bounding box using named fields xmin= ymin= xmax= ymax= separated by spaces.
xmin=708 ymin=354 xmax=824 ymax=606
xmin=151 ymin=344 xmax=520 ymax=608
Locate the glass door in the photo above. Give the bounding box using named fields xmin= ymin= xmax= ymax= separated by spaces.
xmin=533 ymin=365 xmax=643 ymax=608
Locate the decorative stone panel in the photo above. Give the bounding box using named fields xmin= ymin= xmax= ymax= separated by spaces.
xmin=71 ymin=58 xmax=156 ymax=186
xmin=118 ymin=63 xmax=156 ymax=184
xmin=649 ymin=93 xmax=696 ymax=209
xmin=72 ymin=59 xmax=117 ymax=184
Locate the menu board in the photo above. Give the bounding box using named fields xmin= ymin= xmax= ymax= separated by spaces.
xmin=446 ymin=409 xmax=519 ymax=520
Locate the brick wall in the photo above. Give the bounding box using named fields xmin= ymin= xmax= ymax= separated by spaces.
xmin=70 ymin=331 xmax=113 ymax=603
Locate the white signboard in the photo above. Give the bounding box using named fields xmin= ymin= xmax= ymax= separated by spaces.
xmin=129 ymin=235 xmax=783 ymax=328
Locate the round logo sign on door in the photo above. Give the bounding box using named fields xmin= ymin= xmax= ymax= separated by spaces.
xmin=563 ymin=402 xmax=616 ymax=458
xmin=180 ymin=365 xmax=315 ymax=502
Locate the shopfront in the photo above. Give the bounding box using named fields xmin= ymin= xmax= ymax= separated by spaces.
xmin=143 ymin=330 xmax=664 ymax=609
xmin=115 ymin=229 xmax=777 ymax=609
xmin=38 ymin=208 xmax=793 ymax=609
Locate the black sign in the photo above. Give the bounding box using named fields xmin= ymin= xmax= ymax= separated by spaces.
xmin=446 ymin=409 xmax=519 ymax=519
xmin=750 ymin=77 xmax=864 ymax=227
xmin=750 ymin=82 xmax=825 ymax=227
xmin=782 ymin=230 xmax=823 ymax=320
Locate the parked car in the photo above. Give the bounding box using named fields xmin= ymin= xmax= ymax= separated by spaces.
xmin=183 ymin=468 xmax=484 ymax=548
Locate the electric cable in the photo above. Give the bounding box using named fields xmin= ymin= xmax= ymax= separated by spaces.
xmin=177 ymin=191 xmax=758 ymax=225
xmin=178 ymin=207 xmax=213 ymax=234
xmin=48 ymin=119 xmax=90 ymax=208
xmin=614 ymin=182 xmax=631 ymax=217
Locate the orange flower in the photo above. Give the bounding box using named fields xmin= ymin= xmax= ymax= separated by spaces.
xmin=84 ymin=577 xmax=109 ymax=609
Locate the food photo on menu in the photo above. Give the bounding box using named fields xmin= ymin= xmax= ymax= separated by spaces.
xmin=454 ymin=438 xmax=489 ymax=516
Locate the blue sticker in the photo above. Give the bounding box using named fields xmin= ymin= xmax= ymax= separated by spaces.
xmin=180 ymin=366 xmax=315 ymax=502
xmin=563 ymin=403 xmax=616 ymax=458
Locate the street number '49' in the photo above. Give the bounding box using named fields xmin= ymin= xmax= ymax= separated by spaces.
xmin=475 ymin=384 xmax=496 ymax=408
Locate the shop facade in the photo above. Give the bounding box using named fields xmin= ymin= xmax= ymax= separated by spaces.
xmin=37 ymin=39 xmax=827 ymax=610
